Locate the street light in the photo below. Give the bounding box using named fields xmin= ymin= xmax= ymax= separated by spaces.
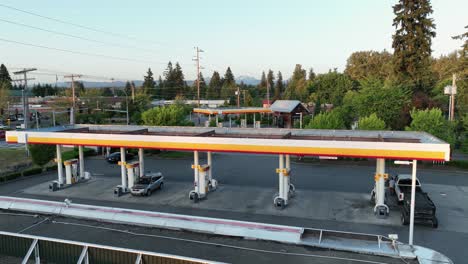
xmin=394 ymin=159 xmax=417 ymax=246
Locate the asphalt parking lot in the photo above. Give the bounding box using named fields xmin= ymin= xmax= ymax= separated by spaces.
xmin=0 ymin=153 xmax=467 ymax=263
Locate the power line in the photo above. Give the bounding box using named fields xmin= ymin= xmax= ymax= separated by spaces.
xmin=0 ymin=37 xmax=167 ymax=64
xmin=0 ymin=3 xmax=187 ymax=51
xmin=0 ymin=3 xmax=141 ymax=42
xmin=0 ymin=18 xmax=157 ymax=54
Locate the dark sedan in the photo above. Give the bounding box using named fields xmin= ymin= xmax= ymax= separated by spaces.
xmin=106 ymin=152 xmax=135 ymax=163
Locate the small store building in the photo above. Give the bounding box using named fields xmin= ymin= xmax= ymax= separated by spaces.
xmin=270 ymin=100 xmax=310 ymax=128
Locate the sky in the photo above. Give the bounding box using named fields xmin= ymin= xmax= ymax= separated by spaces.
xmin=0 ymin=0 xmax=466 ymax=84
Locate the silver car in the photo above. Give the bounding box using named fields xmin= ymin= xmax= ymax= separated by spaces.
xmin=130 ymin=173 xmax=164 ymax=196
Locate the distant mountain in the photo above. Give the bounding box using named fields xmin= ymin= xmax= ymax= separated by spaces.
xmin=55 ymin=80 xmax=143 ymax=88
xmin=236 ymin=75 xmax=260 ymax=85
xmin=52 ymin=76 xmax=260 ymax=88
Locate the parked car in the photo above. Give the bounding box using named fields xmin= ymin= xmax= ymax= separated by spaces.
xmin=0 ymin=123 xmax=9 ymax=129
xmin=391 ymin=174 xmax=438 ymax=228
xmin=106 ymin=152 xmax=135 ymax=163
xmin=130 ymin=173 xmax=164 ymax=196
xmin=0 ymin=130 xmax=5 ymax=139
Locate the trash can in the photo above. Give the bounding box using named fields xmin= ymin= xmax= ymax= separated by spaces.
xmin=114 ymin=186 xmax=122 ymax=197
xmin=49 ymin=182 xmax=58 ymax=192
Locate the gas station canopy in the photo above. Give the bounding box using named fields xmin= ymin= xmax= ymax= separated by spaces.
xmin=193 ymin=107 xmax=272 ymax=115
xmin=6 ymin=124 xmax=450 ymax=161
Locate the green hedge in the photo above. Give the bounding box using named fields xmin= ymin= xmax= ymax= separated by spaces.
xmin=62 ymin=147 xmax=97 ymax=160
xmin=4 ymin=172 xmax=21 ymax=181
xmin=22 ymin=167 xmax=43 ymax=176
xmin=448 ymin=160 xmax=468 ymax=169
xmin=46 ymin=164 xmax=58 ymax=171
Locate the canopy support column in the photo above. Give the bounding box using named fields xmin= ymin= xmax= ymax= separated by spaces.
xmin=120 ymin=147 xmax=127 ymax=190
xmin=274 ymin=154 xmax=291 ymax=209
xmin=56 ymin=145 xmax=64 ymax=185
xmin=138 ymin=148 xmax=144 ymax=177
xmin=373 ymin=158 xmax=389 ymax=217
xmin=78 ymin=145 xmax=84 ymax=179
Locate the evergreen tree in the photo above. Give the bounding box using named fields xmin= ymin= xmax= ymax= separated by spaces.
xmin=308 ymin=68 xmax=316 ymax=81
xmin=125 ymin=81 xmax=132 ymax=95
xmin=172 ymin=62 xmax=186 ymax=97
xmin=274 ymin=71 xmax=284 ymax=100
xmin=158 ymin=76 xmax=163 ymax=87
xmin=283 ymin=64 xmax=308 ymax=101
xmin=207 ymin=71 xmax=222 ymax=99
xmin=267 ymin=69 xmax=275 ymax=93
xmin=452 ymin=26 xmax=468 ymax=115
xmin=0 ymin=64 xmax=12 ymax=90
xmin=220 ymin=67 xmax=236 ymax=101
xmin=142 ymin=68 xmax=155 ymax=95
xmin=223 ymin=67 xmax=235 ymax=87
xmin=392 ymin=0 xmax=436 ymax=91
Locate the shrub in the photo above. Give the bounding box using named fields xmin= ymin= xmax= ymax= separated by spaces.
xmin=6 ymin=172 xmax=21 ymax=181
xmin=29 ymin=144 xmax=55 ymax=168
xmin=46 ymin=164 xmax=58 ymax=171
xmin=22 ymin=167 xmax=43 ymax=176
xmin=357 ymin=113 xmax=386 ymax=130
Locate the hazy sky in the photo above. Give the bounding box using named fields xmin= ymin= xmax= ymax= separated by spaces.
xmin=0 ymin=0 xmax=466 ymax=84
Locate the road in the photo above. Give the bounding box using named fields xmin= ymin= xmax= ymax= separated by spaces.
xmin=87 ymin=152 xmax=468 ymax=193
xmin=1 ymin=152 xmax=467 ymax=263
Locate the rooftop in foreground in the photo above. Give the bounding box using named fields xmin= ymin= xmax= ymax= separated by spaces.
xmin=6 ymin=124 xmax=450 ymax=161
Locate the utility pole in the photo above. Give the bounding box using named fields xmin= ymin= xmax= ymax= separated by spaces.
xmin=236 ymin=87 xmax=240 ymax=108
xmin=64 ymin=74 xmax=82 ymax=125
xmin=266 ymin=78 xmax=270 ymax=106
xmin=242 ymin=90 xmax=247 ymax=106
xmin=130 ymin=81 xmax=135 ymax=102
xmin=450 ymin=74 xmax=456 ymax=121
xmin=445 ymin=73 xmax=457 ymax=121
xmin=13 ymin=68 xmax=36 ymax=130
xmin=193 ymin=47 xmax=204 ymax=107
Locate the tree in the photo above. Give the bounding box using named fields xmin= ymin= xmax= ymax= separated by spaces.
xmin=141 ymin=104 xmax=193 ymax=126
xmin=392 ymin=0 xmax=436 ymax=91
xmin=357 ymin=113 xmax=386 ymax=130
xmin=460 ymin=113 xmax=468 ymax=153
xmin=405 ymin=108 xmax=455 ymax=145
xmin=283 ymin=64 xmax=308 ymax=101
xmin=309 ymin=70 xmax=354 ymax=106
xmin=343 ymin=78 xmax=411 ymax=129
xmin=220 ymin=67 xmax=236 ymax=102
xmin=259 ymin=71 xmax=267 ymax=92
xmin=305 ymin=110 xmax=345 ymax=129
xmin=29 ymin=144 xmax=55 ymax=168
xmin=125 ymin=81 xmax=132 ymax=95
xmin=308 ymin=68 xmax=316 ymax=81
xmin=193 ymin=72 xmax=207 ymax=100
xmin=142 ymin=68 xmax=155 ymax=95
xmin=345 ymin=50 xmax=393 ymax=81
xmin=452 ymin=26 xmax=468 ymax=115
xmin=128 ymin=92 xmax=151 ymax=124
xmin=267 ymin=69 xmax=275 ymax=99
xmin=0 ymin=64 xmax=12 ymax=90
xmin=274 ymin=71 xmax=284 ymax=100
xmin=172 ymin=62 xmax=186 ymax=97
xmin=207 ymin=71 xmax=222 ymax=99
xmin=101 ymin=87 xmax=113 ymax=97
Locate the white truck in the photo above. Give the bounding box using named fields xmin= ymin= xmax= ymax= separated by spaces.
xmin=390 ymin=174 xmax=421 ymax=203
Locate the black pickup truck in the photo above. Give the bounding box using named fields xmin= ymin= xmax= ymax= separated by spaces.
xmin=397 ymin=179 xmax=438 ymax=228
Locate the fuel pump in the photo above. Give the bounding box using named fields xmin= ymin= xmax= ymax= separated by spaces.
xmin=64 ymin=159 xmax=79 ymax=184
